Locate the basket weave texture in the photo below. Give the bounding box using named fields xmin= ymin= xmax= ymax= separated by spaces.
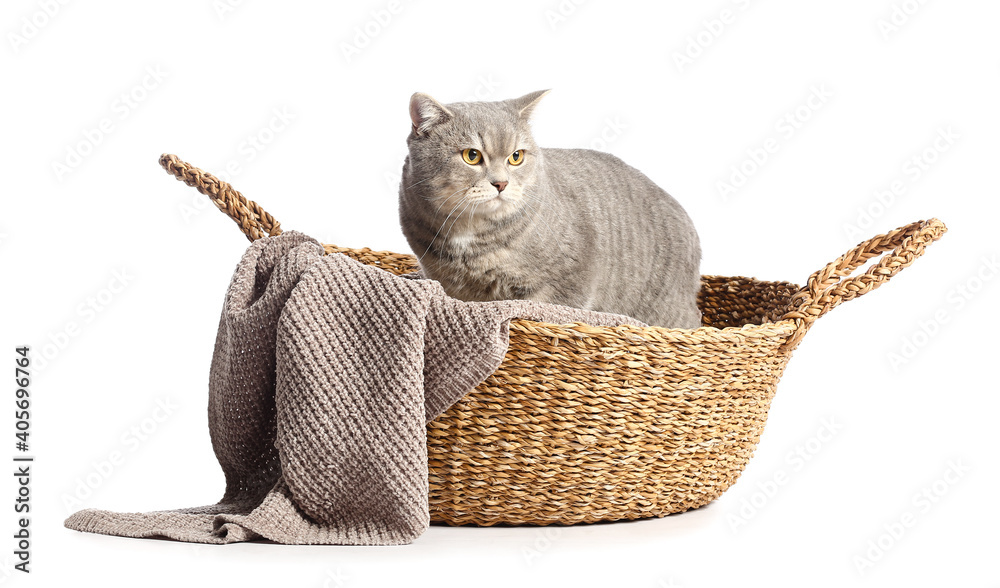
xmin=159 ymin=154 xmax=946 ymax=526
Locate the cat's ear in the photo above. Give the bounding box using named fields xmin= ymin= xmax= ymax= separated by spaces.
xmin=513 ymin=89 xmax=550 ymax=119
xmin=409 ymin=93 xmax=452 ymax=135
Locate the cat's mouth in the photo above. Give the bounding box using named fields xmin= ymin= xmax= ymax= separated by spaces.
xmin=470 ymin=194 xmax=502 ymax=203
xmin=478 ymin=194 xmax=514 ymax=212
xmin=435 ymin=187 xmax=516 ymax=219
xmin=457 ymin=192 xmax=505 ymax=207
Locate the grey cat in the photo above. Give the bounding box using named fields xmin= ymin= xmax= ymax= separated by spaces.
xmin=398 ymin=90 xmax=702 ymax=328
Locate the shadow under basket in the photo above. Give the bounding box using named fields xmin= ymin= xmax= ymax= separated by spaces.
xmin=159 ymin=154 xmax=947 ymax=526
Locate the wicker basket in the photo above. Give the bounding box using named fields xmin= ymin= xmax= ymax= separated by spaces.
xmin=159 ymin=154 xmax=947 ymax=526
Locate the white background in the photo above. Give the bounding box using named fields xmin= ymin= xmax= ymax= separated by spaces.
xmin=2 ymin=0 xmax=998 ymax=586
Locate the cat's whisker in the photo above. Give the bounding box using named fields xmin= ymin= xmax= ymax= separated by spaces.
xmin=442 ymin=196 xmax=478 ymax=244
xmin=469 ymin=198 xmax=484 ymax=229
xmin=404 ymin=176 xmax=434 ymax=190
xmin=419 ymin=186 xmax=471 ymax=267
xmin=417 ymin=201 xmax=476 ymax=276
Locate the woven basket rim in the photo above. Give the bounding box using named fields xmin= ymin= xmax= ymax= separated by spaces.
xmin=505 ymin=309 xmax=798 ymax=341
xmin=330 ymin=243 xmax=804 ymax=340
xmin=157 ymin=153 xmax=947 ymax=352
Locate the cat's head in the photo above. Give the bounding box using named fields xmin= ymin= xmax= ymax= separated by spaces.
xmin=402 ymin=90 xmax=549 ymax=220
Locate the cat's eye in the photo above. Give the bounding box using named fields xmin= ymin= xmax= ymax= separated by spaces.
xmin=508 ymin=150 xmax=525 ymax=166
xmin=462 ymin=149 xmax=482 ymax=165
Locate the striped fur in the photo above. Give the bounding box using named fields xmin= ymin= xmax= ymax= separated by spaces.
xmin=398 ymin=91 xmax=701 ymax=328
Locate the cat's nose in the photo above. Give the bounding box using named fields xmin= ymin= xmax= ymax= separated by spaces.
xmin=492 ymin=181 xmax=508 ymax=193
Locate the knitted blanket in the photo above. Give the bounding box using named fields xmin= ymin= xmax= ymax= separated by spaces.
xmin=64 ymin=231 xmax=643 ymax=545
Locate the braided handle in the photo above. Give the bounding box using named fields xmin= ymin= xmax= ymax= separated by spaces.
xmin=780 ymin=218 xmax=947 ymax=350
xmin=159 ymin=154 xmax=282 ymax=242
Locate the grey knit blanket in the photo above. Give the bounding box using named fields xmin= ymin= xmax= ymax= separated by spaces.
xmin=64 ymin=232 xmax=642 ymax=545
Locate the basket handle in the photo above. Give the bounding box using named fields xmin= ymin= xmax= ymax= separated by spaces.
xmin=159 ymin=153 xmax=283 ymax=242
xmin=779 ymin=218 xmax=947 ymax=350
